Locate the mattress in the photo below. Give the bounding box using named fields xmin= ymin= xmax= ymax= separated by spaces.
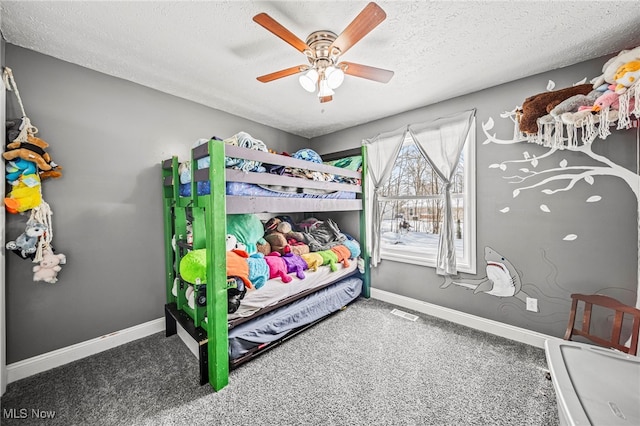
xmin=179 ymin=181 xmax=356 ymax=199
xmin=228 ymin=276 xmax=362 ymax=360
xmin=229 ymin=261 xmax=358 ymax=319
xmin=544 ymin=339 xmax=640 ymax=426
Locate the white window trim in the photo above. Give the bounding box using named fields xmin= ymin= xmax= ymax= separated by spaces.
xmin=380 ymin=121 xmax=476 ymax=274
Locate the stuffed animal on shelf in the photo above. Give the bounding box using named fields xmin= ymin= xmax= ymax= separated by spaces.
xmin=6 ymin=219 xmax=48 ymax=259
xmin=330 ymin=245 xmax=351 ymax=268
xmin=4 ymin=173 xmax=42 ymax=214
xmin=226 ymin=214 xmax=267 ymax=255
xmin=301 ymin=252 xmax=323 ymax=272
xmin=32 ymin=248 xmax=66 ymax=284
xmin=281 ymin=252 xmax=308 ymax=280
xmin=613 ymin=60 xmax=640 ymax=94
xmin=264 ymin=252 xmax=292 ymax=283
xmin=548 ymin=91 xmax=601 ymax=118
xmin=317 ymin=249 xmax=339 ymax=272
xmin=518 ymin=84 xmax=593 ymax=134
xmin=5 ymin=158 xmax=37 ymax=185
xmin=591 ymin=45 xmax=640 ymax=88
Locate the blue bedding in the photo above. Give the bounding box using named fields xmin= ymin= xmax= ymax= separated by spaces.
xmin=228 ymin=276 xmax=362 ymax=360
xmin=179 ymin=181 xmax=356 ymax=199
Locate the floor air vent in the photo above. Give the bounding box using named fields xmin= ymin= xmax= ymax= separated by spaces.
xmin=390 ymin=309 xmax=418 ymax=321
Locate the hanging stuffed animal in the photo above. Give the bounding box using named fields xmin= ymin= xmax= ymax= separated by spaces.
xmin=32 ymin=248 xmax=66 ymax=283
xmin=4 ymin=172 xmax=42 ymax=214
xmin=5 ymin=219 xmax=48 ymax=259
xmin=5 ymin=158 xmax=37 ymax=185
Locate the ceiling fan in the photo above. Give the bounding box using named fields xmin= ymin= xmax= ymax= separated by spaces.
xmin=253 ymin=2 xmax=394 ymax=103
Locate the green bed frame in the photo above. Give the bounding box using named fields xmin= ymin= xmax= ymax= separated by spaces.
xmin=161 ymin=138 xmax=370 ymax=391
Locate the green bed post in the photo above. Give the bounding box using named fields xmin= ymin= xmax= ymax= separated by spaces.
xmin=205 ymin=139 xmax=229 ymax=391
xmin=162 ymin=157 xmax=178 ymax=304
xmin=360 ymin=145 xmax=371 ymax=298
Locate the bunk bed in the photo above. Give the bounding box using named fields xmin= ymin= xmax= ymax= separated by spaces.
xmin=161 ymin=138 xmax=370 ymax=391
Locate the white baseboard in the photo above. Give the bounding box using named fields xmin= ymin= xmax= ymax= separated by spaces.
xmin=370 ymin=288 xmax=551 ymax=348
xmin=6 ymin=318 xmax=165 ymax=384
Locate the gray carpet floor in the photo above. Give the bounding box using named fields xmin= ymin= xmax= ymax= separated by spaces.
xmin=1 ymin=298 xmax=560 ymax=425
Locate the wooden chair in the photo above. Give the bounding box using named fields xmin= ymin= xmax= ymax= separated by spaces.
xmin=564 ymin=293 xmax=640 ymax=356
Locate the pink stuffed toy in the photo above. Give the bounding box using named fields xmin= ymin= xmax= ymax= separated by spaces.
xmin=264 ymin=252 xmax=292 ymax=283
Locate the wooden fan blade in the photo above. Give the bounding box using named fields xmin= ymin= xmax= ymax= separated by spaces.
xmin=319 ymin=96 xmax=333 ymax=103
xmin=330 ymin=2 xmax=386 ymax=56
xmin=339 ymin=61 xmax=393 ymax=83
xmin=253 ymin=13 xmax=311 ymax=54
xmin=257 ymin=65 xmax=308 ymax=83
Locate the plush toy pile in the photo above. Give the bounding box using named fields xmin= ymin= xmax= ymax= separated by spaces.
xmin=515 ymin=45 xmax=640 ymax=148
xmin=177 ymin=213 xmax=363 ymax=315
xmin=3 ymin=67 xmax=66 ymax=283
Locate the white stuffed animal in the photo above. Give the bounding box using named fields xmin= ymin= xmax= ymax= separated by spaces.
xmin=33 ymin=248 xmax=66 ymax=283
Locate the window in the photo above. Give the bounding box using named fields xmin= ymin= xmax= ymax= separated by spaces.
xmin=378 ymin=124 xmax=476 ymax=273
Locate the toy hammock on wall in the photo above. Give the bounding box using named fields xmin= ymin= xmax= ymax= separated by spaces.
xmin=513 ymin=46 xmax=640 ymax=149
xmin=3 ymin=66 xmax=67 ymax=283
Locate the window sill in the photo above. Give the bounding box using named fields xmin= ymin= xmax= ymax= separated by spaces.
xmin=380 ymin=251 xmax=475 ymax=274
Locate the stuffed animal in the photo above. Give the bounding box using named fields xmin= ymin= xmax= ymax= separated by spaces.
xmin=548 ymin=91 xmax=600 ymax=118
xmin=518 ymin=84 xmax=593 ymax=134
xmin=246 ymin=253 xmax=269 ymax=289
xmin=4 ymin=173 xmax=42 ymax=214
xmin=226 ymin=234 xmax=246 ymax=252
xmin=6 ymin=158 xmax=37 ymax=184
xmin=227 ymin=276 xmax=247 ymax=314
xmin=330 ymin=245 xmax=351 ymax=268
xmin=590 ymin=46 xmax=640 ymax=88
xmin=263 ymin=217 xmax=309 ymax=255
xmin=32 ymin=248 xmax=66 ymax=283
xmin=2 ymin=134 xmax=58 ymax=172
xmin=264 ymin=252 xmax=292 ymax=283
xmin=342 ymin=239 xmax=361 ymax=260
xmin=613 ymin=60 xmax=640 ymax=94
xmin=226 ymin=214 xmax=267 ymax=255
xmin=301 ymin=252 xmax=323 ymax=271
xmin=6 ymin=219 xmax=48 ymax=258
xmin=226 ymin=249 xmax=253 ymax=290
xmin=281 ymin=252 xmax=308 ymax=280
xmin=179 ymin=249 xmax=208 ymax=284
xmin=317 ymin=249 xmax=339 ymax=272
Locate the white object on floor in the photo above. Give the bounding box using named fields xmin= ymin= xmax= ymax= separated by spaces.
xmin=545 ymin=338 xmax=640 ymax=426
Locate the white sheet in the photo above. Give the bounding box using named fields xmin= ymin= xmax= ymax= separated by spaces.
xmin=229 ymin=261 xmax=358 ymax=319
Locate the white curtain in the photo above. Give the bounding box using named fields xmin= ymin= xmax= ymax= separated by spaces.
xmin=362 ymin=126 xmax=407 ymax=267
xmin=408 ymin=109 xmax=476 ymax=275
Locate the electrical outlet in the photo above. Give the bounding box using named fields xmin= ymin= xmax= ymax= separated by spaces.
xmin=526 ymin=297 xmax=538 ymax=312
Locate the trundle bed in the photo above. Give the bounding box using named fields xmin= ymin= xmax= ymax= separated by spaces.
xmin=161 ymin=138 xmax=370 ymax=391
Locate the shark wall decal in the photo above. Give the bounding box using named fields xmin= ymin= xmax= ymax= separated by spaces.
xmin=441 ymin=246 xmax=530 ymax=304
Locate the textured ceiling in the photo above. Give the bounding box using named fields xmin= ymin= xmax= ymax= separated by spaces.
xmin=2 ymin=1 xmax=640 ymax=139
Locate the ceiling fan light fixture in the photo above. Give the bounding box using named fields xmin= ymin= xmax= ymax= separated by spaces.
xmin=317 ymin=78 xmax=335 ymax=98
xmin=325 ymin=66 xmax=345 ymax=89
xmin=299 ymin=68 xmax=319 ymax=92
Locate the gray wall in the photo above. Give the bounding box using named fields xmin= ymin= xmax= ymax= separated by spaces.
xmin=312 ymin=56 xmax=638 ymax=339
xmin=4 ymin=45 xmax=308 ymax=363
xmin=5 ymin=44 xmax=638 ymax=363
